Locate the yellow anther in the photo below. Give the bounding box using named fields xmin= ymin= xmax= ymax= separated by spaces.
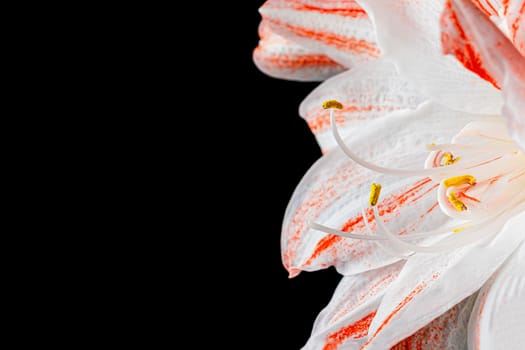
xmin=448 ymin=192 xmax=467 ymax=211
xmin=443 ymin=175 xmax=476 ymax=188
xmin=443 ymin=153 xmax=461 ymax=166
xmin=369 ymin=182 xmax=382 ymax=206
xmin=322 ymin=100 xmax=344 ymax=110
xmin=453 ymin=225 xmax=472 ymax=234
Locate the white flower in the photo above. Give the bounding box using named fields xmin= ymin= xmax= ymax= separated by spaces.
xmin=254 ymin=0 xmax=525 ymax=349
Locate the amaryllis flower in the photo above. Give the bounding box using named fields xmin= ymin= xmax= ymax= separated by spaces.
xmin=254 ymin=0 xmax=525 ymax=349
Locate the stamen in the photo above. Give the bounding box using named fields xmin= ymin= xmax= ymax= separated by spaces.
xmin=508 ymin=170 xmax=525 ymax=183
xmin=448 ymin=192 xmax=467 ymax=211
xmin=372 ymin=205 xmax=502 ymax=253
xmin=310 ymin=194 xmax=525 ymax=246
xmin=328 ymin=102 xmax=470 ymax=177
xmin=309 ymin=214 xmax=463 ymax=242
xmin=322 ymin=100 xmax=343 ymax=110
xmin=322 ymin=101 xmax=525 ymax=254
xmin=443 ymin=175 xmax=476 ymax=188
xmin=443 ymin=153 xmax=461 ymax=166
xmin=453 ymin=226 xmax=472 ymax=234
xmin=369 ymin=183 xmax=382 ymax=206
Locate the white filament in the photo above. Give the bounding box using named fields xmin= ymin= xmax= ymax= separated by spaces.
xmin=330 ymin=109 xmax=472 ymax=177
xmin=372 ymin=201 xmax=525 ymax=253
xmin=427 ymin=142 xmax=514 ymax=153
xmin=309 ymin=221 xmax=459 ymax=241
xmin=360 ymin=190 xmax=414 ymax=258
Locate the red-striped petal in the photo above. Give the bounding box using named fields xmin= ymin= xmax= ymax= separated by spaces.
xmin=361 ymin=212 xmax=525 ymax=349
xmin=303 ymin=262 xmax=404 ymax=350
xmin=253 ymin=20 xmax=345 ymax=81
xmin=259 ymin=0 xmax=380 ymax=68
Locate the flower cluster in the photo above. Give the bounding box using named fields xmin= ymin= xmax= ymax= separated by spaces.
xmin=254 ymin=0 xmax=524 ymax=349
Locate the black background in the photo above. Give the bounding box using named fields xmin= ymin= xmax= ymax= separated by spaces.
xmin=212 ymin=1 xmax=342 ymax=348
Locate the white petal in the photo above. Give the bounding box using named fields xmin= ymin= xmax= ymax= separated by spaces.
xmin=361 ymin=210 xmax=525 ymax=349
xmin=303 ymin=262 xmax=404 ymax=350
xmin=260 ymin=0 xmax=380 ymax=67
xmin=253 ymin=20 xmax=345 ymax=81
xmin=357 ymin=0 xmax=503 ymax=114
xmin=468 ymin=242 xmax=525 ymax=350
xmin=282 ymin=102 xmax=490 ymax=277
xmin=299 ymin=60 xmax=425 ymax=153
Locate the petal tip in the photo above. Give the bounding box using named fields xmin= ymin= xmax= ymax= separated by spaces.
xmin=288 ymin=268 xmax=301 ymax=279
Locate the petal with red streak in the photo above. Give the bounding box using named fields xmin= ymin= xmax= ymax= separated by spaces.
xmin=441 ymin=0 xmax=525 ymax=152
xmin=503 ymin=0 xmax=525 ymax=56
xmin=282 ymin=102 xmax=488 ymax=277
xmin=467 ymin=242 xmax=525 ymax=350
xmin=357 ymin=0 xmax=502 ymax=115
xmin=361 ymin=211 xmax=525 ymax=350
xmin=468 ymin=0 xmax=525 ymax=57
xmin=390 ymin=294 xmax=476 ymax=350
xmin=302 ymin=262 xmax=404 ymax=350
xmin=299 ymin=60 xmax=425 ymax=153
xmin=254 ymin=21 xmax=345 ymax=81
xmin=259 ymin=0 xmax=380 ymax=68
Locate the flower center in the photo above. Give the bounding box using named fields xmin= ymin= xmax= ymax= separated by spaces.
xmin=311 ymin=100 xmax=525 ymax=255
xmin=428 ymin=121 xmax=525 ymax=221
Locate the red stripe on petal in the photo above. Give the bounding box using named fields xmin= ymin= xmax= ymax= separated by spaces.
xmin=264 ymin=0 xmax=368 ymax=18
xmin=264 ymin=17 xmax=381 ymax=57
xmin=364 ymin=283 xmax=428 ymax=347
xmin=296 ymin=4 xmax=365 ymax=17
xmin=291 ymin=2 xmax=367 ymax=18
xmin=422 ymin=201 xmax=440 ymax=218
xmin=410 ymin=184 xmax=440 ymax=205
xmin=503 ymin=0 xmax=510 ymax=14
xmin=304 ymin=234 xmax=344 ymax=268
xmin=511 ymin=3 xmax=525 ymax=44
xmin=254 ymin=49 xmax=341 ymax=69
xmin=323 ymin=312 xmax=377 ymax=350
xmin=470 ymin=0 xmax=497 ymax=16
